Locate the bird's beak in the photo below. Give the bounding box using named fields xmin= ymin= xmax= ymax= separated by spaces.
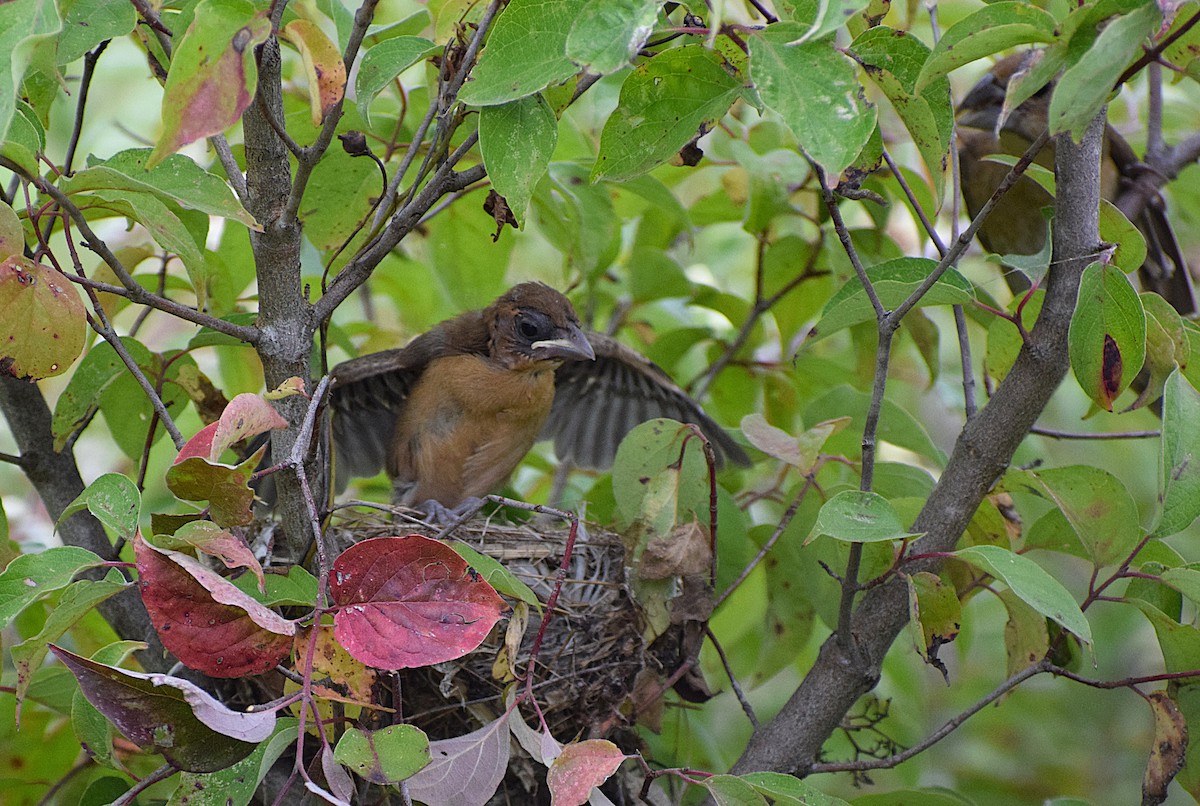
xmin=532 ymin=324 xmax=595 ymax=362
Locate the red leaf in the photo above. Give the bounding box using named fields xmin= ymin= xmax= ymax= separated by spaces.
xmin=547 ymin=739 xmax=627 ymax=806
xmin=176 ymin=422 xmax=220 ymax=464
xmin=135 ymin=534 xmax=294 ymax=677
xmin=0 ymin=256 xmax=86 ymax=380
xmin=50 ymin=644 xmax=275 ymax=772
xmin=175 ymin=393 xmax=287 ymax=464
xmin=330 ymin=535 xmax=506 ymax=670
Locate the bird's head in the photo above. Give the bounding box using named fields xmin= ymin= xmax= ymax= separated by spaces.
xmin=485 ymin=282 xmax=595 ymax=370
xmin=958 ymin=52 xmax=1052 ymax=140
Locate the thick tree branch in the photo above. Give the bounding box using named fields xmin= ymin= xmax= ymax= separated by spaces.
xmin=0 ymin=375 xmax=169 ymax=672
xmin=729 ymin=112 xmax=1106 ymax=778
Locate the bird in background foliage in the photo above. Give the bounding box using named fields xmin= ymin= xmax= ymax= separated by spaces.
xmin=329 ymin=282 xmax=749 ymax=515
xmin=956 ymin=52 xmax=1197 ymax=317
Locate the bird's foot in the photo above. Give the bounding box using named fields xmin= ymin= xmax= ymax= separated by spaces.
xmin=414 ymin=496 xmax=486 ymax=526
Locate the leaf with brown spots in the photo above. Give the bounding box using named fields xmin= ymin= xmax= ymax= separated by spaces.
xmin=0 ymin=256 xmax=85 ymax=380
xmin=282 ymin=19 xmax=346 ymax=126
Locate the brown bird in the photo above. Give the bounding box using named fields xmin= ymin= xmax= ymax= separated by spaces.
xmin=329 ymin=282 xmax=748 ymax=513
xmin=957 ymin=52 xmax=1196 ymax=316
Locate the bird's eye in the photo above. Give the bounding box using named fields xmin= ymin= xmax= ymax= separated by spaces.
xmin=516 ymin=312 xmax=550 ymax=341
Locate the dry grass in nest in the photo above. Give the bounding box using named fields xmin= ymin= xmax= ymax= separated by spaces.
xmin=330 ymin=504 xmax=658 ymax=743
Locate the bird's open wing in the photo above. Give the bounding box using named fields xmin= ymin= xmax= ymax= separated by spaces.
xmin=328 ymin=348 xmax=421 ymax=488
xmin=543 ymin=332 xmax=749 ymax=469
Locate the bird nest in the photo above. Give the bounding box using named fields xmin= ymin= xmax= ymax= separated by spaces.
xmin=329 ymin=506 xmax=666 ymax=745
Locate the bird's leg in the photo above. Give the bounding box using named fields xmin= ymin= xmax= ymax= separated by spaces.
xmin=415 ymin=496 xmax=486 ymax=526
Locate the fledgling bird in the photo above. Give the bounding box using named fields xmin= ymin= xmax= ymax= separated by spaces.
xmin=329 ymin=282 xmax=749 ymax=512
xmin=957 ymin=52 xmax=1197 ymax=316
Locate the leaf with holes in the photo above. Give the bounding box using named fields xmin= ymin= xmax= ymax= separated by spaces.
xmin=334 ymin=724 xmax=430 ymax=784
xmin=330 ymin=535 xmax=506 ymax=669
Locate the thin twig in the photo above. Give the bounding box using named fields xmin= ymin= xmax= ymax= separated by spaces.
xmin=809 ymin=660 xmax=1049 ymax=774
xmin=705 ymin=625 xmax=758 ymax=727
xmin=1030 ymin=426 xmax=1160 ymax=440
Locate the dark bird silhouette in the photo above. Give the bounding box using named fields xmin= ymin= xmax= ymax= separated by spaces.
xmin=957 ymin=52 xmax=1196 ymax=316
xmin=329 ymin=282 xmax=748 ymax=512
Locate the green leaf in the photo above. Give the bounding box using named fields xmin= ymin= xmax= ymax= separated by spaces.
xmin=591 ymin=45 xmax=743 ymax=182
xmin=998 ymin=588 xmax=1049 ymax=676
xmin=51 ymin=337 xmax=148 ymax=452
xmin=80 ymin=189 xmax=209 ymax=307
xmin=334 ymin=725 xmax=431 ymax=784
xmin=703 ymin=774 xmax=769 ymax=806
xmin=916 ymin=3 xmax=1059 ymax=92
xmin=355 ymin=36 xmax=438 ymax=126
xmin=148 ymin=0 xmax=271 ymax=167
xmin=451 ymin=541 xmax=541 ymax=611
xmin=984 ymin=289 xmax=1044 ymax=382
xmin=57 ymin=0 xmax=136 ymax=66
xmin=58 ymin=473 xmax=142 ymax=542
xmin=850 ymin=27 xmax=952 ymax=202
xmin=741 ymin=771 xmax=851 ymax=804
xmin=809 ymin=257 xmax=974 ymax=338
xmin=565 ymin=0 xmax=660 ymax=76
xmin=1068 ymin=263 xmax=1146 ymax=410
xmin=479 ymin=94 xmax=557 ymax=224
xmin=1006 ymin=466 xmax=1140 ymax=567
xmin=11 ymin=570 xmax=127 ymax=708
xmin=168 ymin=719 xmax=299 ymax=806
xmin=1099 ymin=200 xmax=1147 ymax=275
xmin=0 ymin=0 xmax=61 ymax=145
xmin=65 ymin=150 xmax=260 ymax=229
xmin=533 ymin=163 xmax=619 ymax=273
xmin=1155 ymin=371 xmax=1200 ymax=537
xmin=953 ymin=544 xmax=1092 ymax=644
xmin=612 ymin=418 xmax=709 ymax=534
xmin=808 ymin=490 xmax=921 ymax=544
xmin=0 ymin=546 xmax=106 ymax=630
xmin=231 ymin=565 xmax=319 ymax=607
xmin=1129 ymin=294 xmax=1189 ymax=411
xmin=458 ymin=0 xmax=588 ymax=106
xmin=1049 ymin=3 xmax=1161 ymax=140
xmin=749 ymin=25 xmax=876 ymax=178
xmin=906 ymin=570 xmax=961 ymax=661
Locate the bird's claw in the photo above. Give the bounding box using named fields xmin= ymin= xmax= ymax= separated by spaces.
xmin=415 ymin=497 xmax=485 ymax=526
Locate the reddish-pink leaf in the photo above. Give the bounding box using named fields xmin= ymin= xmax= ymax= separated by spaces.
xmin=152 ymin=520 xmax=265 ymax=592
xmin=50 ymin=644 xmax=275 ymax=772
xmin=547 ymin=739 xmax=627 ymax=806
xmin=405 ymin=715 xmax=510 ymax=806
xmin=282 ymin=20 xmax=347 ymax=125
xmin=176 ymin=393 xmax=288 ymax=464
xmin=0 ymin=255 xmax=85 ymax=380
xmin=148 ymin=0 xmax=272 ymax=167
xmin=176 ymin=421 xmax=220 ymax=463
xmin=135 ymin=534 xmax=294 ymax=677
xmin=210 ymin=392 xmax=289 ymax=460
xmin=330 ymin=535 xmax=506 ymax=670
